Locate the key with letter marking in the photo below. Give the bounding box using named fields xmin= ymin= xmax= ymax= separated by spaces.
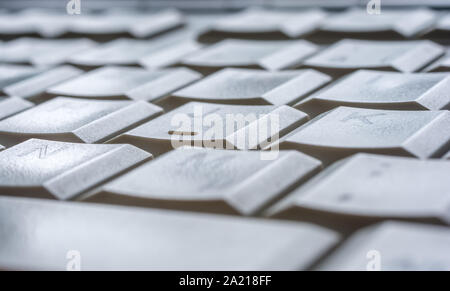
xmin=109 ymin=101 xmax=309 ymax=156
xmin=267 ymin=154 xmax=450 ymax=229
xmin=280 ymin=106 xmax=450 ymax=164
xmin=0 ymin=139 xmax=151 ymax=200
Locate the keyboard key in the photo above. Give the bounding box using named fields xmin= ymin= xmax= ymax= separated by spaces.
xmin=47 ymin=66 xmax=201 ymax=103
xmin=280 ymin=107 xmax=450 ymax=164
xmin=3 ymin=66 xmax=84 ymax=102
xmin=82 ymin=147 xmax=322 ymax=215
xmin=267 ymin=154 xmax=450 ymax=228
xmin=0 ymin=196 xmax=340 ymax=270
xmin=0 ymin=139 xmax=151 ymax=200
xmin=0 ymin=97 xmax=33 ymax=120
xmin=295 ymin=70 xmax=450 ymax=117
xmin=0 ymin=64 xmax=44 ymax=89
xmin=171 ymin=68 xmax=331 ymax=106
xmin=181 ymin=39 xmax=319 ymax=74
xmin=318 ymin=8 xmax=436 ymax=39
xmin=423 ymin=13 xmax=450 ymax=41
xmin=302 ymin=39 xmax=444 ymax=77
xmin=199 ymin=8 xmax=326 ymax=41
xmin=69 ymin=38 xmax=202 ymax=69
xmin=0 ymin=38 xmax=96 ymax=66
xmin=69 ymin=9 xmax=184 ymax=39
xmin=426 ymin=48 xmax=450 ymax=72
xmin=109 ymin=102 xmax=309 ymax=156
xmin=0 ymin=97 xmax=163 ymax=147
xmin=316 ymin=221 xmax=450 ymax=271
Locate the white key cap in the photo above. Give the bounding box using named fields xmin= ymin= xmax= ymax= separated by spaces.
xmin=3 ymin=66 xmax=84 ymax=102
xmin=181 ymin=39 xmax=319 ymax=74
xmin=0 ymin=97 xmax=163 ymax=147
xmin=280 ymin=106 xmax=450 ymax=164
xmin=426 ymin=48 xmax=450 ymax=72
xmin=47 ymin=66 xmax=201 ymax=103
xmin=0 ymin=64 xmax=45 ymax=89
xmin=303 ymin=39 xmax=444 ymax=76
xmin=69 ymin=38 xmax=201 ymax=69
xmin=295 ymin=70 xmax=450 ymax=117
xmin=69 ymin=10 xmax=184 ymax=39
xmin=319 ymin=8 xmax=436 ymax=39
xmin=0 ymin=38 xmax=96 ymax=66
xmin=0 ymin=196 xmax=340 ymax=270
xmin=316 ymin=221 xmax=450 ymax=271
xmin=267 ymin=154 xmax=450 ymax=227
xmin=171 ymin=68 xmax=330 ymax=106
xmin=109 ymin=102 xmax=309 ymax=156
xmin=0 ymin=97 xmax=33 ymax=120
xmin=0 ymin=139 xmax=151 ymax=200
xmin=423 ymin=13 xmax=450 ymax=40
xmin=200 ymin=8 xmax=326 ymax=40
xmin=82 ymin=147 xmax=322 ymax=215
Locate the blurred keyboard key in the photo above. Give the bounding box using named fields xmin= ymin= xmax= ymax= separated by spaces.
xmin=296 ymin=70 xmax=450 ymax=116
xmin=199 ymin=8 xmax=326 ymax=41
xmin=426 ymin=48 xmax=450 ymax=72
xmin=181 ymin=39 xmax=319 ymax=74
xmin=0 ymin=97 xmax=163 ymax=147
xmin=3 ymin=66 xmax=83 ymax=102
xmin=47 ymin=66 xmax=201 ymax=102
xmin=423 ymin=13 xmax=450 ymax=42
xmin=0 ymin=97 xmax=33 ymax=120
xmin=0 ymin=38 xmax=96 ymax=66
xmin=303 ymin=39 xmax=444 ymax=77
xmin=171 ymin=68 xmax=331 ymax=106
xmin=0 ymin=139 xmax=151 ymax=200
xmin=318 ymin=8 xmax=435 ymax=40
xmin=69 ymin=38 xmax=202 ymax=69
xmin=69 ymin=10 xmax=184 ymax=39
xmin=0 ymin=196 xmax=339 ymax=270
xmin=0 ymin=64 xmax=45 ymax=89
xmin=83 ymin=148 xmax=322 ymax=215
xmin=110 ymin=102 xmax=308 ymax=156
xmin=267 ymin=154 xmax=450 ymax=228
xmin=280 ymin=106 xmax=450 ymax=164
xmin=317 ymin=221 xmax=450 ymax=271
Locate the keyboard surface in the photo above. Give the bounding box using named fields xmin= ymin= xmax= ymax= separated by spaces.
xmin=0 ymin=1 xmax=449 ymax=271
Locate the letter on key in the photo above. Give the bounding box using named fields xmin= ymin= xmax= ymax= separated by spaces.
xmin=302 ymin=39 xmax=444 ymax=77
xmin=0 ymin=97 xmax=163 ymax=147
xmin=0 ymin=196 xmax=339 ymax=270
xmin=109 ymin=102 xmax=309 ymax=156
xmin=47 ymin=66 xmax=201 ymax=103
xmin=295 ymin=70 xmax=450 ymax=117
xmin=267 ymin=154 xmax=450 ymax=227
xmin=82 ymin=147 xmax=322 ymax=215
xmin=280 ymin=107 xmax=450 ymax=164
xmin=316 ymin=221 xmax=450 ymax=271
xmin=0 ymin=139 xmax=151 ymax=200
xmin=171 ymin=68 xmax=331 ymax=106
